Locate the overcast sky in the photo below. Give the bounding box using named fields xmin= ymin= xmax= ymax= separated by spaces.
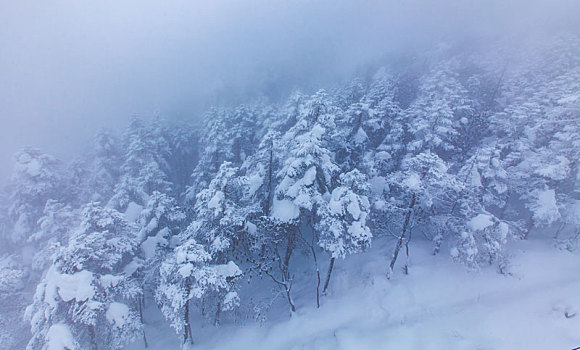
xmin=1 ymin=0 xmax=579 ymax=182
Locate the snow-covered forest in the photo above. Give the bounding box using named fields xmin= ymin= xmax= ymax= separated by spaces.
xmin=1 ymin=31 xmax=580 ymax=349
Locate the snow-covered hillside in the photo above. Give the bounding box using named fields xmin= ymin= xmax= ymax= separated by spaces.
xmin=1 ymin=33 xmax=579 ymax=350
xmin=129 ymin=237 xmax=580 ymax=350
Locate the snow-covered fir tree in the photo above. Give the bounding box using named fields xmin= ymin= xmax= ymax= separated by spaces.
xmin=317 ymin=169 xmax=372 ymax=293
xmin=26 ymin=203 xmax=142 ymax=350
xmin=156 ymin=238 xmax=241 ymax=348
xmin=8 ymin=148 xmax=66 ymax=248
xmin=108 ymin=118 xmax=172 ymax=211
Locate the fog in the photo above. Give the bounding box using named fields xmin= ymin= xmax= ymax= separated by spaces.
xmin=1 ymin=0 xmax=578 ymax=182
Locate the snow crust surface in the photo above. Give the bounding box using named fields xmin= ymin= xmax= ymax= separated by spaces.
xmin=47 ymin=324 xmax=76 ymax=350
xmin=106 ymin=302 xmax=131 ymax=327
xmin=271 ymin=198 xmax=300 ymax=222
xmin=45 ymin=267 xmax=94 ymax=305
xmin=127 ymin=238 xmax=580 ymax=350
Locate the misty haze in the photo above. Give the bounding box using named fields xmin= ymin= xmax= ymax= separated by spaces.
xmin=1 ymin=1 xmax=580 ymax=349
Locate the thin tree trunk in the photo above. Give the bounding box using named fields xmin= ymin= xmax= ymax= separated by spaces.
xmin=183 ymin=297 xmax=194 ymax=346
xmin=89 ymin=325 xmax=98 ymax=350
xmin=214 ymin=302 xmax=221 ymax=326
xmin=553 ymin=222 xmax=565 ymax=239
xmin=523 ymin=215 xmax=533 ymax=239
xmin=283 ymin=234 xmax=295 ymax=276
xmin=265 ymin=245 xmax=296 ymax=313
xmin=388 ymin=193 xmax=416 ymax=278
xmin=264 ymin=140 xmax=274 ymax=216
xmin=404 ymin=225 xmax=412 ymax=275
xmin=315 ymin=268 xmax=320 ymax=308
xmin=432 ymin=231 xmax=443 ymax=255
xmin=303 ymin=228 xmax=321 ymax=308
xmin=260 ymin=243 xmax=266 ymax=260
xmin=322 ymin=257 xmax=335 ymax=295
xmin=139 ymin=294 xmax=148 ymax=347
xmin=308 ymin=245 xmax=320 ymax=308
xmin=283 ymin=234 xmax=296 ymax=312
xmin=285 ymin=285 xmax=296 ymax=312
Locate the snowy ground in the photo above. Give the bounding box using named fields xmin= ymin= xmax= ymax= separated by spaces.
xmin=128 ymin=237 xmax=580 ymax=350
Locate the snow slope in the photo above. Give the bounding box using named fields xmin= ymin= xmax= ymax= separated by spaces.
xmin=129 ymin=237 xmax=580 ymax=350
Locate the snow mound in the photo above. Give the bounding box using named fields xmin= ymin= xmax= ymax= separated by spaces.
xmin=106 ymin=302 xmax=131 ymax=327
xmin=271 ymin=198 xmax=300 ymax=222
xmin=468 ymin=213 xmax=494 ymax=231
xmin=47 ymin=323 xmax=76 ymax=350
xmin=45 ymin=267 xmax=94 ymax=305
xmin=124 ymin=202 xmax=144 ymax=223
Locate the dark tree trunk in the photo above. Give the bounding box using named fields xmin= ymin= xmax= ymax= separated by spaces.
xmin=315 ymin=267 xmax=321 ymax=308
xmin=89 ymin=325 xmax=98 ymax=350
xmin=284 ymin=233 xmax=297 ymax=312
xmin=283 ymin=234 xmax=295 ymax=277
xmin=183 ymin=297 xmax=194 ymax=346
xmin=305 ymin=238 xmax=321 ymax=308
xmin=261 ymin=145 xmax=274 ymax=260
xmin=404 ymin=225 xmax=412 ymax=275
xmin=523 ymin=214 xmax=534 ymax=239
xmin=285 ymin=286 xmax=296 ymax=312
xmin=214 ymin=302 xmax=221 ymax=326
xmin=553 ymin=222 xmax=565 ymax=239
xmin=303 ymin=225 xmax=322 ymax=308
xmin=322 ymin=257 xmax=335 ymax=295
xmin=139 ymin=294 xmax=148 ymax=347
xmin=263 ymin=231 xmax=298 ymax=313
xmin=432 ymin=231 xmax=443 ymax=255
xmin=388 ymin=193 xmax=416 ymax=278
xmin=264 ymin=140 xmax=274 ymax=216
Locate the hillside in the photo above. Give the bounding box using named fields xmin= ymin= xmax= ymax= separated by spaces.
xmin=0 ymin=33 xmax=579 ymax=349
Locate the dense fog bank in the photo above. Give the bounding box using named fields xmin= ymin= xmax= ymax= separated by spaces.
xmin=2 ymin=0 xmax=580 ymax=182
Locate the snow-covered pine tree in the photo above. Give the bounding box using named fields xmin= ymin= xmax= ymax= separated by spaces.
xmin=136 ymin=191 xmax=185 ymax=277
xmin=186 ymin=108 xmax=234 ymax=202
xmin=383 ymin=151 xmax=461 ymax=277
xmin=188 ymin=162 xmax=245 ymax=261
xmin=108 ymin=118 xmax=172 ymax=211
xmin=354 ymin=68 xmax=402 ymax=152
xmin=486 ymin=36 xmax=580 ymax=239
xmin=449 ymin=157 xmax=512 ymax=269
xmin=0 ymin=189 xmax=9 ymax=251
xmin=318 ymin=169 xmax=371 ymax=294
xmin=233 ymin=130 xmax=285 ymax=263
xmin=26 ymin=203 xmax=142 ymax=350
xmin=8 ymin=148 xmax=66 ymax=248
xmin=182 ymin=162 xmax=245 ymax=324
xmin=0 ymin=254 xmax=28 ymax=349
xmin=166 ymin=125 xmax=199 ymax=196
xmin=240 ymin=130 xmax=282 ymax=219
xmin=28 ymin=200 xmax=79 ymax=271
xmin=186 ymin=105 xmax=261 ymax=204
xmin=271 ymin=90 xmax=340 ymax=309
xmin=406 ymin=59 xmax=474 ymax=161
xmin=131 ymin=191 xmax=185 ymax=346
xmin=228 ymin=130 xmax=313 ymax=310
xmin=1 ymin=149 xmax=69 ymax=350
xmin=156 ymin=238 xmax=241 ymax=348
xmin=89 ymin=129 xmax=123 ymax=203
